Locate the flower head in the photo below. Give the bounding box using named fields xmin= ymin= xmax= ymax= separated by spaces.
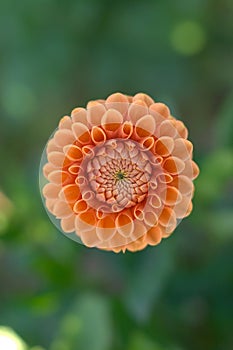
xmin=41 ymin=92 xmax=199 ymax=253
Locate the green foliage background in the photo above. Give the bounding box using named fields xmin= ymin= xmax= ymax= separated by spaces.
xmin=0 ymin=1 xmax=233 ymax=349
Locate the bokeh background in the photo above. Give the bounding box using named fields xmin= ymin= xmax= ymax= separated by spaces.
xmin=0 ymin=0 xmax=233 ymax=349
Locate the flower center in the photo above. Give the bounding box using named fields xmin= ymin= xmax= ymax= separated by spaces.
xmin=116 ymin=171 xmax=126 ymax=180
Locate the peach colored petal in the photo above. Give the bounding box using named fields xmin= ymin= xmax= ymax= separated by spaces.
xmin=158 ymin=119 xmax=178 ymax=138
xmin=48 ymin=170 xmax=71 ymax=185
xmin=191 ymin=161 xmax=200 ymax=179
xmin=58 ymin=116 xmax=72 ymax=130
xmin=149 ymin=194 xmax=162 ymax=208
xmin=147 ymin=226 xmax=162 ymax=246
xmin=105 ymin=92 xmax=129 ymax=115
xmin=80 ymin=227 xmax=100 ymax=247
xmin=133 ymin=93 xmax=154 ymax=106
xmin=173 ymin=196 xmax=192 ymax=218
xmin=87 ymin=101 xmax=106 ymax=126
xmin=43 ymin=183 xmax=60 ymax=199
xmin=170 ymin=175 xmax=194 ymax=195
xmin=48 ymin=151 xmax=65 ymax=168
xmin=116 ymin=212 xmax=134 ymax=238
xmin=47 ymin=139 xmax=62 ymax=154
xmin=155 ymin=136 xmax=174 ymax=157
xmin=172 ymin=138 xmax=193 ymax=160
xmin=72 ymin=122 xmax=91 ymax=144
xmin=144 ymin=211 xmax=158 ymax=227
xmin=128 ymin=100 xmax=148 ymax=124
xmin=159 ymin=207 xmax=176 ymax=227
xmin=135 ymin=114 xmax=156 ymax=137
xmin=61 ymin=214 xmax=75 ymax=233
xmin=53 ymin=200 xmax=73 ymax=218
xmin=96 ymin=215 xmax=117 ymax=241
xmin=101 ymin=109 xmax=123 ymax=132
xmin=75 ymin=214 xmax=96 ymax=233
xmin=45 ymin=198 xmax=56 ymax=212
xmin=149 ymin=102 xmax=170 ymax=118
xmin=71 ymin=107 xmax=88 ymax=126
xmin=163 ymin=156 xmax=185 ymax=175
xmin=161 ymin=186 xmax=182 ymax=206
xmin=173 ymin=120 xmax=188 ymax=139
xmin=54 ymin=129 xmax=75 ymax=148
xmin=43 ymin=163 xmax=56 ymax=179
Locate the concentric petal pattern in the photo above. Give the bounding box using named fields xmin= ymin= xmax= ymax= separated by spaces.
xmin=40 ymin=92 xmax=199 ymax=253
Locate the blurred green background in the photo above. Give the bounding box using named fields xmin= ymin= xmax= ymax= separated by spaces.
xmin=0 ymin=0 xmax=233 ymax=349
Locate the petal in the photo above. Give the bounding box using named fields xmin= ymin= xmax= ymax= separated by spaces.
xmin=105 ymin=92 xmax=129 ymax=115
xmin=146 ymin=226 xmax=162 ymax=246
xmin=80 ymin=227 xmax=100 ymax=247
xmin=159 ymin=207 xmax=176 ymax=227
xmin=163 ymin=156 xmax=185 ymax=175
xmin=116 ymin=211 xmax=134 ymax=238
xmin=91 ymin=126 xmax=107 ymax=144
xmin=87 ymin=101 xmax=106 ymax=126
xmin=96 ymin=215 xmax=117 ymax=241
xmin=58 ymin=116 xmax=72 ymax=130
xmin=63 ymin=144 xmax=83 ymax=162
xmin=53 ymin=200 xmax=73 ymax=218
xmin=71 ymin=107 xmax=88 ymax=126
xmin=73 ymin=199 xmax=88 ymax=214
xmin=133 ymin=93 xmax=154 ymax=106
xmin=101 ymin=109 xmax=123 ymax=132
xmin=43 ymin=183 xmax=60 ymax=199
xmin=172 ymin=138 xmax=193 ymax=160
xmin=172 ymin=195 xmax=192 ymax=218
xmin=47 ymin=139 xmax=62 ymax=154
xmin=61 ymin=214 xmax=75 ymax=233
xmin=47 ymin=151 xmax=65 ymax=168
xmin=149 ymin=102 xmax=170 ymax=118
xmin=43 ymin=163 xmax=56 ymax=179
xmin=161 ymin=186 xmax=182 ymax=205
xmin=72 ymin=122 xmax=91 ymax=144
xmin=59 ymin=184 xmax=80 ymax=203
xmin=155 ymin=136 xmax=174 ymax=156
xmin=135 ymin=114 xmax=156 ymax=137
xmin=48 ymin=170 xmax=71 ymax=185
xmin=191 ymin=161 xmax=200 ymax=179
xmin=54 ymin=129 xmax=75 ymax=148
xmin=158 ymin=119 xmax=178 ymax=138
xmin=170 ymin=175 xmax=194 ymax=195
xmin=128 ymin=100 xmax=148 ymax=124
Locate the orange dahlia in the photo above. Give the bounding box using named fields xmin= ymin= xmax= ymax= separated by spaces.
xmin=40 ymin=92 xmax=199 ymax=253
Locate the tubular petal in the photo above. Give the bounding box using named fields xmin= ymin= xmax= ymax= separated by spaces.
xmin=161 ymin=186 xmax=182 ymax=205
xmin=72 ymin=123 xmax=91 ymax=144
xmin=158 ymin=120 xmax=178 ymax=138
xmin=63 ymin=144 xmax=83 ymax=162
xmin=91 ymin=126 xmax=106 ymax=144
xmin=116 ymin=212 xmax=134 ymax=238
xmin=172 ymin=138 xmax=193 ymax=160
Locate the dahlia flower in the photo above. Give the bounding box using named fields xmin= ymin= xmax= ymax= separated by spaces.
xmin=40 ymin=92 xmax=199 ymax=253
